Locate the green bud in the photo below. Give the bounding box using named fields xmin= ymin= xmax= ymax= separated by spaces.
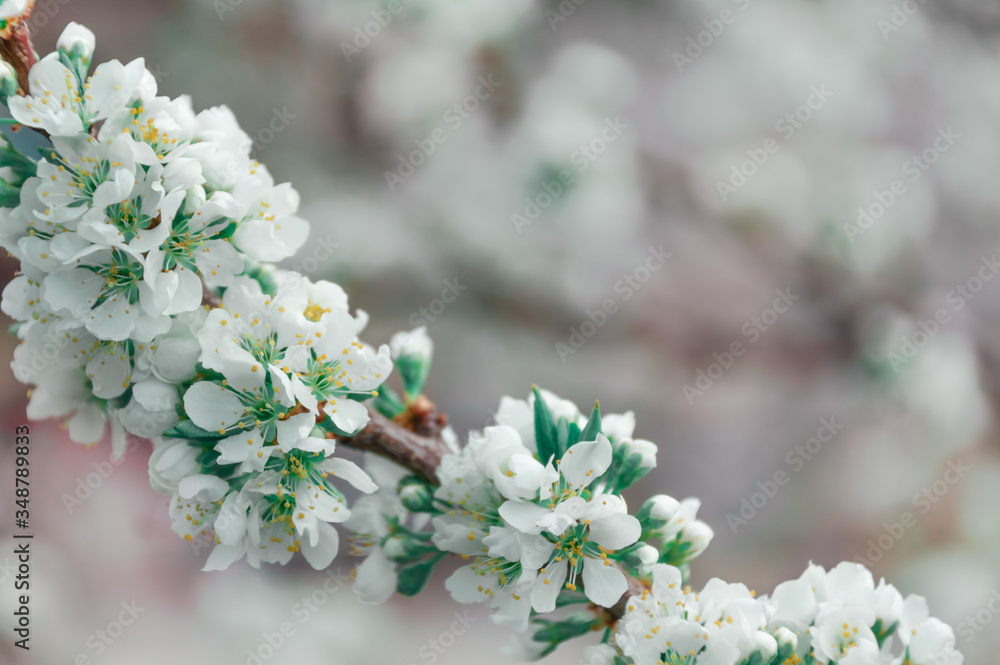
xmin=398 ymin=475 xmax=436 ymax=512
xmin=390 ymin=326 xmax=433 ymax=399
xmin=0 ymin=60 xmax=18 ymax=98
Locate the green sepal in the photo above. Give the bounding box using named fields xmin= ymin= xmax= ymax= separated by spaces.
xmin=566 ymin=421 xmax=582 ymax=448
xmin=397 ymin=475 xmax=437 ymax=513
xmin=395 ymin=552 xmax=445 ymax=597
xmin=396 ymin=354 xmax=430 ymax=401
xmin=0 ymin=178 xmax=20 ymax=208
xmin=579 ymin=402 xmax=602 ymax=442
xmin=531 ymin=612 xmax=601 ymax=652
xmin=0 ymin=142 xmax=36 ymax=183
xmin=765 ymin=642 xmax=794 ymax=665
xmin=736 ymin=650 xmax=764 ymax=665
xmin=873 ymin=618 xmax=899 ymax=647
xmin=613 ymin=451 xmax=653 ymax=492
xmin=164 ymin=419 xmax=227 ymax=441
xmin=371 ymin=384 xmax=407 ymax=419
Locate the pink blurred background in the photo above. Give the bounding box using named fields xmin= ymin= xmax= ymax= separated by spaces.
xmin=3 ymin=0 xmax=1000 ymax=663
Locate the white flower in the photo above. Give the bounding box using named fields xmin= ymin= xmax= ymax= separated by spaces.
xmin=9 ymin=55 xmax=150 ymax=136
xmin=390 ymin=325 xmax=433 ymax=362
xmin=649 ymin=496 xmax=714 ymax=564
xmin=809 ymin=608 xmax=880 ymax=663
xmin=57 ymin=22 xmax=96 ymax=62
xmin=495 ymin=388 xmax=582 ymax=454
xmin=646 ymin=494 xmax=680 ymax=521
xmin=148 ymin=437 xmax=200 ymax=495
xmin=435 ymin=424 xmax=641 ymax=626
xmin=0 ymin=0 xmax=29 ymax=22
xmin=227 ymin=172 xmax=309 ymax=262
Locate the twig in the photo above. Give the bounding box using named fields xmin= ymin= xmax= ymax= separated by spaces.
xmin=0 ymin=8 xmax=36 ymax=95
xmin=339 ymin=405 xmax=454 ymax=484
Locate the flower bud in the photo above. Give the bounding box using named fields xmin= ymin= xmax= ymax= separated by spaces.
xmin=0 ymin=60 xmax=17 ymax=98
xmin=647 ymin=494 xmax=680 ymax=521
xmin=0 ymin=0 xmax=30 ymax=24
xmin=57 ymin=22 xmax=96 ymax=63
xmin=626 ymin=543 xmax=659 ymax=575
xmin=381 ymin=536 xmax=409 ymax=561
xmin=774 ymin=627 xmax=798 ymax=650
xmin=398 ymin=476 xmax=435 ymax=512
xmin=624 ymin=437 xmax=657 ymax=468
xmin=390 ymin=326 xmax=433 ymax=398
xmin=755 ymin=631 xmax=778 ymax=660
xmin=681 ymin=521 xmax=713 ymax=559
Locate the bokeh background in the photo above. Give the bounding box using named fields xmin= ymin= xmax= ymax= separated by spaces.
xmin=2 ymin=0 xmax=1000 ymax=663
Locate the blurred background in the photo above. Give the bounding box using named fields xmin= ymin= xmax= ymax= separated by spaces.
xmin=2 ymin=0 xmax=1000 ymax=662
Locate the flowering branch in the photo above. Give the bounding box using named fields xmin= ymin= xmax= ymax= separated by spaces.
xmin=0 ymin=11 xmax=966 ymax=665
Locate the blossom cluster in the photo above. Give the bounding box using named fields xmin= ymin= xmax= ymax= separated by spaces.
xmin=612 ymin=561 xmax=961 ymax=665
xmin=0 ymin=13 xmax=967 ymax=665
xmin=0 ymin=21 xmax=394 ymax=570
xmin=0 ymin=22 xmax=308 ymax=447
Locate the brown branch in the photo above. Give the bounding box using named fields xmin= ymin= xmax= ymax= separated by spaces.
xmin=339 ymin=404 xmax=453 ymax=484
xmin=0 ymin=4 xmax=37 ymax=95
xmin=392 ymin=393 xmax=447 ymax=439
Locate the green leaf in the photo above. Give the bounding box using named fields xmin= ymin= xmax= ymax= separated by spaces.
xmin=395 ymin=553 xmax=444 ymax=597
xmin=579 ymin=402 xmax=602 ymax=442
xmin=533 ymin=386 xmax=559 ymax=465
xmin=164 ymin=419 xmax=226 ymax=441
